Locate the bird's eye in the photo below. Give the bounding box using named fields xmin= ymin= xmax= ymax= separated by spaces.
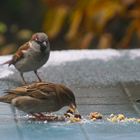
xmin=34 ymin=35 xmax=39 ymax=41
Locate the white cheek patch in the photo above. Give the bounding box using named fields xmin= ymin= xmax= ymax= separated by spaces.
xmin=29 ymin=42 xmax=33 ymax=49
xmin=43 ymin=41 xmax=47 ymax=46
xmin=29 ymin=41 xmax=40 ymax=52
xmin=22 ymin=50 xmax=28 ymax=54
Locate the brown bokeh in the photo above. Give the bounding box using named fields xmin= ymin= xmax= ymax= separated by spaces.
xmin=0 ymin=0 xmax=140 ymax=55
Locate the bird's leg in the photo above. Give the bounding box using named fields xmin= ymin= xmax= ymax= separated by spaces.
xmin=34 ymin=70 xmax=42 ymax=82
xmin=20 ymin=73 xmax=27 ymax=85
xmin=10 ymin=105 xmax=18 ymax=123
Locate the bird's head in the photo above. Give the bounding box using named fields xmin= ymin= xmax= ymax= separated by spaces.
xmin=60 ymin=87 xmax=81 ymax=117
xmin=31 ymin=32 xmax=50 ymax=52
xmin=58 ymin=86 xmax=77 ymax=109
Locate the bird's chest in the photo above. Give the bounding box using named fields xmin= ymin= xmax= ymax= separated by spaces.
xmin=15 ymin=50 xmax=49 ymax=72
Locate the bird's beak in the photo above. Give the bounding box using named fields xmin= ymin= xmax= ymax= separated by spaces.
xmin=69 ymin=103 xmax=79 ymax=114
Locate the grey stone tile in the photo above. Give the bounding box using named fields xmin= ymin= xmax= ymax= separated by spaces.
xmin=19 ymin=122 xmax=87 ymax=140
xmin=72 ymin=86 xmax=126 ymax=98
xmin=82 ymin=122 xmax=140 ymax=140
xmin=120 ymin=83 xmax=140 ymax=115
xmin=0 ymin=115 xmax=23 ymax=140
xmin=0 ymin=103 xmax=14 ymax=115
xmin=72 ymin=86 xmax=137 ymax=116
xmin=135 ymin=103 xmax=140 ymax=110
xmin=0 ymin=124 xmax=22 ymax=140
xmin=76 ymin=97 xmax=130 ymax=105
xmin=122 ymin=83 xmax=140 ymax=99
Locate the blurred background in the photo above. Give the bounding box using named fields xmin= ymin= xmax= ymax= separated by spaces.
xmin=0 ymin=0 xmax=140 ymax=55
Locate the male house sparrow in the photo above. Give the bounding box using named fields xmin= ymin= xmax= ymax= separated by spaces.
xmin=3 ymin=32 xmax=50 ymax=84
xmin=0 ymin=82 xmax=79 ymax=120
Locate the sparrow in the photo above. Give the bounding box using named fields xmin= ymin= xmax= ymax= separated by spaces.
xmin=3 ymin=32 xmax=50 ymax=84
xmin=0 ymin=82 xmax=79 ymax=120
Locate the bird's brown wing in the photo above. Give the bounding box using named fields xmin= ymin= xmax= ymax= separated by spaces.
xmin=6 ymin=82 xmax=56 ymax=100
xmin=1 ymin=82 xmax=76 ymax=106
xmin=27 ymin=82 xmax=57 ymax=99
xmin=29 ymin=82 xmax=75 ymax=102
xmin=7 ymin=42 xmax=30 ymax=66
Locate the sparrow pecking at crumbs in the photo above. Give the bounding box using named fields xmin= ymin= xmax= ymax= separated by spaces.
xmin=3 ymin=32 xmax=50 ymax=84
xmin=0 ymin=82 xmax=79 ymax=120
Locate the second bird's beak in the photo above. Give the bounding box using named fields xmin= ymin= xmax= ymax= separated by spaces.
xmin=69 ymin=103 xmax=79 ymax=114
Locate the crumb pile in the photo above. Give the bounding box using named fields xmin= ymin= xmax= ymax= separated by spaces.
xmin=107 ymin=114 xmax=140 ymax=123
xmin=28 ymin=112 xmax=140 ymax=123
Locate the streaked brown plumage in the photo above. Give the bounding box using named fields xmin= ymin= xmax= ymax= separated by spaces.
xmin=0 ymin=82 xmax=78 ymax=118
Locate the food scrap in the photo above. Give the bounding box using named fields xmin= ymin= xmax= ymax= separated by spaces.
xmin=28 ymin=112 xmax=140 ymax=124
xmin=89 ymin=112 xmax=103 ymax=121
xmin=65 ymin=113 xmax=82 ymax=123
xmin=107 ymin=114 xmax=140 ymax=123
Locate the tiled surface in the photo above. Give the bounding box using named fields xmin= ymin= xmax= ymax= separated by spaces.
xmin=73 ymin=85 xmax=140 ymax=116
xmin=82 ymin=122 xmax=140 ymax=140
xmin=19 ymin=123 xmax=88 ymax=140
xmin=0 ymin=83 xmax=140 ymax=140
xmin=121 ymin=83 xmax=140 ymax=116
xmin=0 ymin=103 xmax=15 ymax=115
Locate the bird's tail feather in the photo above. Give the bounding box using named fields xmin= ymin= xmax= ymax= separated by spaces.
xmin=1 ymin=59 xmax=13 ymax=66
xmin=0 ymin=96 xmax=6 ymax=102
xmin=0 ymin=94 xmax=12 ymax=103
